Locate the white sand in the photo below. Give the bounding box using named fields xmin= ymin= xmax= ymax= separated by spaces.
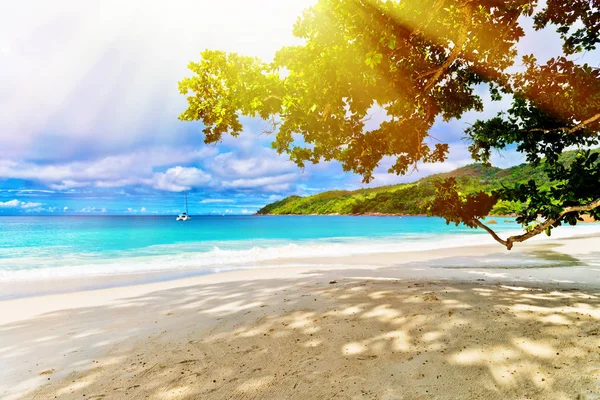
xmin=1 ymin=234 xmax=600 ymax=399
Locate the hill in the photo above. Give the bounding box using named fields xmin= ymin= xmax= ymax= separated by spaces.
xmin=257 ymin=150 xmax=591 ymax=216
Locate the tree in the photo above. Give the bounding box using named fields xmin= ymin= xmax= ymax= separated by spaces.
xmin=178 ymin=0 xmax=600 ymax=250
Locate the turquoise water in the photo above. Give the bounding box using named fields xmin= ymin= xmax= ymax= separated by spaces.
xmin=0 ymin=215 xmax=527 ymax=281
xmin=5 ymin=214 xmax=600 ymax=283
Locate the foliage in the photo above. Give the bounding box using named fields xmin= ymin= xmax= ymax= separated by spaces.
xmin=180 ymin=0 xmax=600 ymax=249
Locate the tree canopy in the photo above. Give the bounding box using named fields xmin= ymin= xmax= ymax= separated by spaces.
xmin=179 ymin=0 xmax=600 ymax=250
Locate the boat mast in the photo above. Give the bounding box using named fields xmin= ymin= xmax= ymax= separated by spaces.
xmin=184 ymin=190 xmax=188 ymax=215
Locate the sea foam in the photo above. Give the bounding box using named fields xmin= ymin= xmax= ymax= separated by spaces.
xmin=1 ymin=223 xmax=598 ymax=281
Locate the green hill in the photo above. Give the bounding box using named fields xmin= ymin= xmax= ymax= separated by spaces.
xmin=257 ymin=150 xmax=592 ymax=216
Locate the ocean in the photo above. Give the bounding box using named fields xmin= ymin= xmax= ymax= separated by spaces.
xmin=1 ymin=215 xmax=598 ymax=283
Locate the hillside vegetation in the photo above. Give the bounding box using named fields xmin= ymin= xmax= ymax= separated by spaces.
xmin=257 ymin=150 xmax=592 ymax=216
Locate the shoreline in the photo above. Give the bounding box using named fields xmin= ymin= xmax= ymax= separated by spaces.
xmin=1 ymin=226 xmax=599 ymax=302
xmin=2 ymin=234 xmax=600 ymax=399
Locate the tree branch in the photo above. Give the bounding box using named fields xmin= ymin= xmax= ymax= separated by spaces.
xmin=523 ymin=127 xmax=570 ymax=133
xmin=408 ymin=0 xmax=446 ymax=42
xmin=471 ymin=219 xmax=509 ymax=247
xmin=263 ymin=95 xmax=282 ymax=102
xmin=472 ymin=198 xmax=600 ymax=250
xmin=415 ymin=69 xmax=438 ymax=81
xmin=569 ymin=112 xmax=600 ymax=133
xmin=422 ymin=38 xmax=467 ymax=94
xmin=421 ymin=5 xmax=472 ymax=94
xmin=520 ymin=113 xmax=600 ymax=135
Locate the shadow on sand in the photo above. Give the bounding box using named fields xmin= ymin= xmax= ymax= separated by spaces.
xmin=2 ymin=257 xmax=600 ymax=399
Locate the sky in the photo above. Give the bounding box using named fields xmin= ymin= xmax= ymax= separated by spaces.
xmin=0 ymin=0 xmax=598 ymax=215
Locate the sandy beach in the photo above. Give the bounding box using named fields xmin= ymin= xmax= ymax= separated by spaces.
xmin=2 ymin=234 xmax=600 ymax=399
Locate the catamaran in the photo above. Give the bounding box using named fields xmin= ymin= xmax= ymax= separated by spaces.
xmin=176 ymin=190 xmax=191 ymax=221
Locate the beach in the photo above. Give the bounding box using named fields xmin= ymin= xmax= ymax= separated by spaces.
xmin=3 ymin=0 xmax=599 ymax=398
xmin=2 ymin=232 xmax=600 ymax=399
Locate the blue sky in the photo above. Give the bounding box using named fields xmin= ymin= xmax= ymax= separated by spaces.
xmin=0 ymin=1 xmax=598 ymax=215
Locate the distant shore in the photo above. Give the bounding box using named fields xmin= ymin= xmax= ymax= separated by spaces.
xmin=2 ymin=232 xmax=600 ymax=399
xmin=255 ymin=213 xmax=599 ymax=223
xmin=255 ymin=212 xmax=515 ymax=217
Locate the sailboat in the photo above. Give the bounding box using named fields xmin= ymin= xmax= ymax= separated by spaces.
xmin=176 ymin=190 xmax=191 ymax=221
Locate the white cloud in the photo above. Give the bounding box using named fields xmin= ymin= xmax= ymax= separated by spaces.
xmin=222 ymin=173 xmax=297 ymax=192
xmin=124 ymin=206 xmax=149 ymax=214
xmin=50 ymin=180 xmax=90 ymax=191
xmin=0 ymin=199 xmax=20 ymax=208
xmin=78 ymin=206 xmax=106 ymax=213
xmin=0 ymin=147 xmax=215 ymax=190
xmin=205 ymin=129 xmax=302 ymax=193
xmin=0 ymin=189 xmax=55 ymax=194
xmin=0 ymin=199 xmax=44 ymax=209
xmin=210 ymin=150 xmax=296 ymax=180
xmin=20 ymin=202 xmax=43 ymax=209
xmin=200 ymin=199 xmax=235 ymax=204
xmin=152 ymin=166 xmax=211 ymax=192
xmin=0 ymin=143 xmax=298 ymax=194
